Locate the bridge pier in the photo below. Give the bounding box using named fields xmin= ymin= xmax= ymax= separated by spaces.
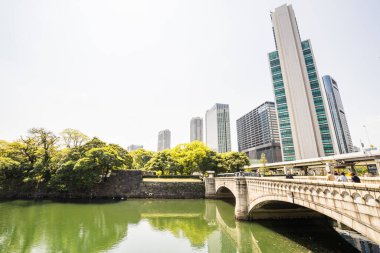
xmin=204 ymin=171 xmax=216 ymax=198
xmin=235 ymin=178 xmax=248 ymax=220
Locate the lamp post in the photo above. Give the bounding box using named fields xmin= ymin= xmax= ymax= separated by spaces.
xmin=363 ymin=125 xmax=372 ymax=148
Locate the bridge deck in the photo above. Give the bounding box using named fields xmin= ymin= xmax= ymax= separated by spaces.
xmin=209 ymin=176 xmax=380 ymax=244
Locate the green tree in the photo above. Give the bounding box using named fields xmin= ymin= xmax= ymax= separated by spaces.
xmin=130 ymin=149 xmax=154 ymax=170
xmin=171 ymin=142 xmax=219 ymax=175
xmin=0 ymin=157 xmax=21 ymax=189
xmin=60 ymin=128 xmax=89 ymax=148
xmin=259 ymin=153 xmax=268 ymax=175
xmin=78 ymin=137 xmax=107 ymax=155
xmin=145 ymin=151 xmax=179 ymax=175
xmin=51 ymin=139 xmax=128 ymax=192
xmin=108 ymin=144 xmax=133 ymax=169
xmin=0 ymin=141 xmax=37 ymax=190
xmin=20 ymin=128 xmax=60 ymax=191
xmin=219 ymin=152 xmax=250 ymax=173
xmin=74 ymin=146 xmax=125 ymax=182
xmin=198 ymin=149 xmax=219 ymax=174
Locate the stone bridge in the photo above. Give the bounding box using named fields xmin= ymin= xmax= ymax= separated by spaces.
xmin=204 ymin=176 xmax=380 ymax=244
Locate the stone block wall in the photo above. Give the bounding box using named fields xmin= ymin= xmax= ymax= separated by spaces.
xmin=129 ymin=182 xmax=205 ymax=199
xmin=0 ymin=170 xmax=205 ymax=200
xmin=92 ymin=170 xmax=204 ymax=199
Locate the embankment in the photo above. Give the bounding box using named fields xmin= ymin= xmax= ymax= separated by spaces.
xmin=0 ymin=170 xmax=205 ymax=200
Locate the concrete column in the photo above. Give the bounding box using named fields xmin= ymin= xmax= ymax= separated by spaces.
xmin=204 ymin=173 xmax=216 ymax=198
xmin=235 ymin=178 xmax=248 ymax=220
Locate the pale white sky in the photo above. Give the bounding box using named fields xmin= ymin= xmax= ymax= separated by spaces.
xmin=1 ymin=0 xmax=379 ymax=151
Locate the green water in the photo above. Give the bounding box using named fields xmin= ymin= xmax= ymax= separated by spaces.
xmin=0 ymin=199 xmax=357 ymax=253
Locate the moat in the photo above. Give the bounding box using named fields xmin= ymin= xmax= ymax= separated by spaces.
xmin=1 ymin=199 xmax=370 ymax=253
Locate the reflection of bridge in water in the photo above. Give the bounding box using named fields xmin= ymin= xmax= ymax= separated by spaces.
xmin=141 ymin=201 xmax=259 ymax=252
xmin=205 ymin=175 xmax=380 ymax=245
xmin=203 ymin=200 xmax=261 ymax=253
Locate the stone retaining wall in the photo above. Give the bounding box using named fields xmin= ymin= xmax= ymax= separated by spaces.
xmin=130 ymin=182 xmax=205 ymax=199
xmin=0 ymin=170 xmax=205 ymax=199
xmin=93 ymin=170 xmax=204 ymax=199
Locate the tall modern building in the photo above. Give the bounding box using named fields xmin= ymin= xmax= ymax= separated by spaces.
xmin=268 ymin=4 xmax=337 ymax=161
xmin=190 ymin=117 xmax=203 ymax=142
xmin=322 ymin=75 xmax=353 ymax=154
xmin=157 ymin=129 xmax=171 ymax=151
xmin=236 ymin=102 xmax=282 ymax=163
xmin=205 ymin=104 xmax=231 ymax=153
xmin=127 ymin=144 xmax=143 ymax=152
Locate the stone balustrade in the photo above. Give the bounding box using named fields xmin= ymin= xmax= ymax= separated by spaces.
xmin=205 ymin=176 xmax=380 ymax=244
xmin=293 ymin=175 xmax=380 ymax=184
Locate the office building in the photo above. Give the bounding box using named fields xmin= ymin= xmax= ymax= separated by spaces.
xmin=127 ymin=144 xmax=143 ymax=152
xmin=190 ymin=117 xmax=203 ymax=142
xmin=236 ymin=102 xmax=282 ymax=163
xmin=205 ymin=104 xmax=231 ymax=153
xmin=322 ymin=75 xmax=353 ymax=154
xmin=268 ymin=4 xmax=337 ymax=161
xmin=157 ymin=129 xmax=171 ymax=151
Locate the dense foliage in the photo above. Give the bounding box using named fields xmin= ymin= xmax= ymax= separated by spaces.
xmin=0 ymin=128 xmax=249 ymax=194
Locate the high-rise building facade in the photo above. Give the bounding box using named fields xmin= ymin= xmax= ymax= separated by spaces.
xmin=322 ymin=75 xmax=353 ymax=154
xmin=205 ymin=104 xmax=231 ymax=153
xmin=236 ymin=102 xmax=282 ymax=163
xmin=127 ymin=144 xmax=143 ymax=152
xmin=157 ymin=129 xmax=171 ymax=151
xmin=268 ymin=4 xmax=336 ymax=161
xmin=190 ymin=117 xmax=203 ymax=142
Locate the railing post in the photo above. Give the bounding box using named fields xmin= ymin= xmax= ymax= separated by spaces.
xmin=235 ymin=177 xmax=248 ymax=220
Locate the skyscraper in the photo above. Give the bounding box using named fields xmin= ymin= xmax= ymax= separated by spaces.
xmin=190 ymin=117 xmax=203 ymax=142
xmin=127 ymin=144 xmax=143 ymax=152
xmin=268 ymin=4 xmax=337 ymax=161
xmin=157 ymin=129 xmax=171 ymax=151
xmin=205 ymin=104 xmax=231 ymax=153
xmin=236 ymin=102 xmax=282 ymax=163
xmin=322 ymin=75 xmax=353 ymax=154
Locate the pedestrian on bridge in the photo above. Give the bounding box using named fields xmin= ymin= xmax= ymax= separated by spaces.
xmin=337 ymin=172 xmax=348 ymax=182
xmin=326 ymin=172 xmax=335 ymax=181
xmin=334 ymin=171 xmax=339 ymax=180
xmin=285 ymin=171 xmax=294 ymax=179
xmin=351 ymin=173 xmax=361 ymax=183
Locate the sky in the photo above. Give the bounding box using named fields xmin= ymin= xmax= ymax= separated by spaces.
xmin=0 ymin=0 xmax=380 ymax=152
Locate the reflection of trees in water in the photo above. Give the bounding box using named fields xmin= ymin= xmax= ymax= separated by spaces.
xmin=0 ymin=200 xmax=135 ymax=253
xmin=142 ymin=199 xmax=217 ymax=248
xmin=0 ymin=199 xmax=359 ymax=253
xmin=0 ymin=200 xmax=217 ymax=252
xmin=147 ymin=217 xmax=216 ymax=248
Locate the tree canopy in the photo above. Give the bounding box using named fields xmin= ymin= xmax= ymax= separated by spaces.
xmin=0 ymin=129 xmax=250 ymax=194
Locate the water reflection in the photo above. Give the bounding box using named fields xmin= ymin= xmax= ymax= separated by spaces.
xmin=0 ymin=199 xmax=362 ymax=252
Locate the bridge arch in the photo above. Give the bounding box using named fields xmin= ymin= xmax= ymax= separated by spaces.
xmin=206 ymin=176 xmax=380 ymax=244
xmin=215 ymin=186 xmax=236 ymax=201
xmin=248 ymin=195 xmax=380 ymax=244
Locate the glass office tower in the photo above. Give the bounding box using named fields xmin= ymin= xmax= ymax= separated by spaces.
xmin=322 ymin=75 xmax=353 ymax=154
xmin=236 ymin=101 xmax=282 ymax=163
xmin=158 ymin=129 xmax=171 ymax=151
xmin=190 ymin=117 xmax=203 ymax=142
xmin=205 ymin=104 xmax=231 ymax=153
xmin=268 ymin=4 xmax=336 ymax=161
